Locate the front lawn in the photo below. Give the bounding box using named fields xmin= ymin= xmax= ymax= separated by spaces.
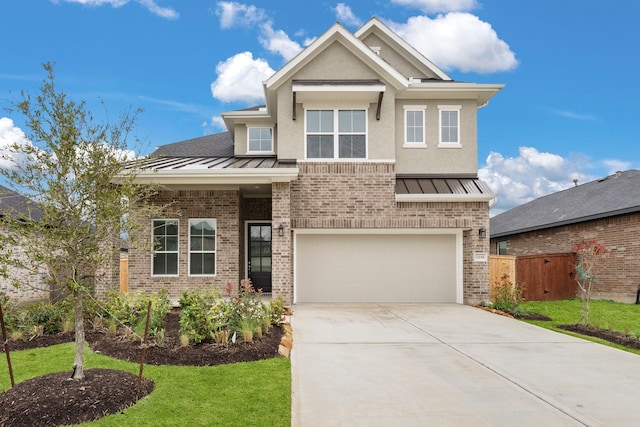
xmin=1 ymin=343 xmax=290 ymax=426
xmin=519 ymin=298 xmax=640 ymax=355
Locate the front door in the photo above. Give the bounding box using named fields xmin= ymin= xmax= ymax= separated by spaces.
xmin=248 ymin=223 xmax=272 ymax=293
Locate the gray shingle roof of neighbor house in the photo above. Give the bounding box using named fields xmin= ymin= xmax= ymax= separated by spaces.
xmin=152 ymin=132 xmax=234 ymax=157
xmin=0 ymin=184 xmax=42 ymax=221
xmin=490 ymin=170 xmax=640 ymax=238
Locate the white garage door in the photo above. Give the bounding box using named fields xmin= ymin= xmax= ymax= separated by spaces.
xmin=295 ymin=233 xmax=458 ymax=303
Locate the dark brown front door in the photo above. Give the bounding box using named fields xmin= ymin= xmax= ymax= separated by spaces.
xmin=248 ymin=223 xmax=272 ymax=292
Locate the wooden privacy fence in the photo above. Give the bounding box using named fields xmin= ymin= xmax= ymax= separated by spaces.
xmin=120 ymin=258 xmax=128 ymax=292
xmin=489 ymin=253 xmax=577 ymax=301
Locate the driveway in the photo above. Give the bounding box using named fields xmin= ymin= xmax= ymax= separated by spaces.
xmin=291 ymin=304 xmax=640 ymax=427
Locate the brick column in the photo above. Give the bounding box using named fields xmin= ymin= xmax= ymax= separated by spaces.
xmin=272 ymin=182 xmax=293 ymax=305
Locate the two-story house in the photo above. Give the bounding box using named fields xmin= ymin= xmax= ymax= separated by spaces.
xmin=116 ymin=18 xmax=503 ymax=306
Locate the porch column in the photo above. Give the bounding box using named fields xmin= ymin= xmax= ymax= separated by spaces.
xmin=272 ymin=181 xmax=293 ymax=306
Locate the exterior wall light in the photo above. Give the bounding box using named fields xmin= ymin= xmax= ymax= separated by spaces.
xmin=278 ymin=224 xmax=285 ymax=236
xmin=478 ymin=227 xmax=487 ymax=239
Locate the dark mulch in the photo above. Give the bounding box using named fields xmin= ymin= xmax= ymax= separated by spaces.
xmin=1 ymin=310 xmax=284 ymax=426
xmin=0 ymin=369 xmax=154 ymax=427
xmin=558 ymin=324 xmax=640 ymax=350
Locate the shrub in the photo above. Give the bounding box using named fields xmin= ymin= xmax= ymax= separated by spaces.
xmin=100 ymin=289 xmax=171 ymax=342
xmin=22 ymin=299 xmax=73 ymax=335
xmin=490 ymin=274 xmax=524 ymax=311
xmin=228 ymin=279 xmax=267 ymax=333
xmin=268 ymin=296 xmax=286 ymax=326
xmin=0 ymin=292 xmax=21 ymax=333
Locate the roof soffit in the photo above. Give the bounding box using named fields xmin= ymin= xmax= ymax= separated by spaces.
xmin=354 ymin=17 xmax=452 ymax=81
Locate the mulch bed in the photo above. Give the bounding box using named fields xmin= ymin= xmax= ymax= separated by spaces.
xmin=558 ymin=324 xmax=640 ymax=350
xmin=0 ymin=310 xmax=285 ymax=426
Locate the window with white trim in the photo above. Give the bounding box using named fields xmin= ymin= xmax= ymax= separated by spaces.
xmin=189 ymin=219 xmax=216 ymax=275
xmin=152 ymin=219 xmax=178 ymax=276
xmin=438 ymin=105 xmax=461 ymax=147
xmin=306 ymin=109 xmax=366 ymax=159
xmin=404 ymin=105 xmax=426 ymax=146
xmin=248 ymin=127 xmax=273 ymax=152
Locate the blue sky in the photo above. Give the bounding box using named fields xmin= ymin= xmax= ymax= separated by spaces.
xmin=1 ymin=0 xmax=639 ymax=214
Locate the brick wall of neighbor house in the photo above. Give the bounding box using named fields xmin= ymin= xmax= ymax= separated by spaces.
xmin=125 ymin=190 xmax=240 ymax=302
xmin=498 ymin=212 xmax=640 ymax=302
xmin=290 ymin=162 xmax=491 ymax=304
xmin=0 ymin=235 xmax=49 ymax=305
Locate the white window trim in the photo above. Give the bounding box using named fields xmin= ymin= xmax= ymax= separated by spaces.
xmin=304 ymin=108 xmax=368 ymax=160
xmin=438 ymin=105 xmax=462 ymax=148
xmin=188 ymin=218 xmax=217 ymax=277
xmin=151 ymin=218 xmax=179 ymax=277
xmin=247 ymin=126 xmax=275 ymax=154
xmin=403 ymin=105 xmax=427 ymax=148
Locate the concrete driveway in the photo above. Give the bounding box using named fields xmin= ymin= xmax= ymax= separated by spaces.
xmin=291 ymin=304 xmax=640 ymax=427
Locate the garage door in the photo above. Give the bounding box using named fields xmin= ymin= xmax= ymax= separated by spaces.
xmin=295 ymin=233 xmax=457 ymax=303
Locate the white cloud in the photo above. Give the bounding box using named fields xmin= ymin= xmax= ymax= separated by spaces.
xmin=547 ymin=108 xmax=597 ymax=121
xmin=259 ymin=21 xmax=303 ymax=62
xmin=390 ymin=0 xmax=477 ymax=13
xmin=210 ymin=52 xmax=275 ymax=103
xmin=334 ymin=3 xmax=362 ymax=27
xmin=0 ymin=117 xmax=33 ymax=171
xmin=51 ymin=0 xmax=178 ymax=19
xmin=479 ymin=146 xmax=592 ymax=215
xmin=388 ymin=13 xmax=518 ymax=73
xmin=602 ymin=159 xmax=631 ymax=174
xmin=215 ymin=1 xmax=266 ymax=28
xmin=210 ymin=115 xmax=226 ymax=130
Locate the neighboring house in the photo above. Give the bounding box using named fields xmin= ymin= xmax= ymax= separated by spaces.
xmin=116 ymin=18 xmax=503 ymax=305
xmin=490 ymin=170 xmax=640 ymax=303
xmin=0 ymin=184 xmax=49 ymax=305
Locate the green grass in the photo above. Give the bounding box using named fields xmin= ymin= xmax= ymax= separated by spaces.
xmin=1 ymin=344 xmax=290 ymax=426
xmin=519 ymin=298 xmax=640 ymax=355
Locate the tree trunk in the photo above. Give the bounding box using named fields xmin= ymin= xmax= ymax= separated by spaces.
xmin=72 ymin=289 xmax=85 ymax=380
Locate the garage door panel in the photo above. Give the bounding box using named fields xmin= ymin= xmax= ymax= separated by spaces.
xmin=296 ymin=233 xmax=456 ymax=303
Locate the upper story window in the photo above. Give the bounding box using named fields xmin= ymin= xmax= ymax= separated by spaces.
xmin=306 ymin=109 xmax=367 ymax=159
xmin=248 ymin=127 xmax=273 ymax=153
xmin=438 ymin=105 xmax=461 ymax=148
xmin=403 ymin=105 xmax=426 ymax=147
xmin=152 ymin=219 xmax=178 ymax=276
xmin=189 ymin=219 xmax=216 ymax=276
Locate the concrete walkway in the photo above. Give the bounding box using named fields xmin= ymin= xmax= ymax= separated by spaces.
xmin=291 ymin=304 xmax=640 ymax=427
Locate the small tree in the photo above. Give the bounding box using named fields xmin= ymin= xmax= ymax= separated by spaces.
xmin=0 ymin=63 xmax=158 ymax=379
xmin=573 ymin=239 xmax=609 ymax=325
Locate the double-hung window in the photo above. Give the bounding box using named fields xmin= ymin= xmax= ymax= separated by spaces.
xmin=306 ymin=109 xmax=366 ymax=159
xmin=248 ymin=127 xmax=273 ymax=153
xmin=404 ymin=105 xmax=426 ymax=146
xmin=152 ymin=219 xmax=178 ymax=276
xmin=438 ymin=105 xmax=461 ymax=147
xmin=189 ymin=219 xmax=216 ymax=275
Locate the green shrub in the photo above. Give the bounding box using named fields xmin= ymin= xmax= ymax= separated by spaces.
xmin=490 ymin=274 xmax=524 ymax=311
xmin=268 ymin=296 xmax=286 ymax=326
xmin=21 ymin=299 xmax=73 ymax=335
xmin=0 ymin=292 xmax=21 ymax=333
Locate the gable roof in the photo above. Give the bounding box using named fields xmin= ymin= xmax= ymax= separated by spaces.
xmin=0 ymin=184 xmax=42 ymax=221
xmin=491 ymin=170 xmax=640 ymax=238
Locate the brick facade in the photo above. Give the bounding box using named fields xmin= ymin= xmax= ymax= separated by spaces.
xmin=124 ymin=189 xmax=240 ymax=303
xmin=291 ymin=162 xmax=490 ymax=304
xmin=0 ymin=230 xmax=49 ymax=305
xmin=493 ymin=212 xmax=640 ymax=302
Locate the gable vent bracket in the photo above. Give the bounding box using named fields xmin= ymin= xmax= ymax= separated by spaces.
xmin=376 ymin=91 xmax=384 ymax=120
xmin=292 ymin=91 xmax=297 ymax=120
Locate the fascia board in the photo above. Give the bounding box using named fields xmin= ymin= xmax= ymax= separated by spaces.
xmin=355 ymin=17 xmax=452 ymax=81
xmin=115 ymin=168 xmax=299 ymax=185
xmin=401 ymin=83 xmax=505 ymax=105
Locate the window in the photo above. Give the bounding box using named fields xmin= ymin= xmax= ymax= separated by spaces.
xmin=189 ymin=219 xmax=216 ymax=275
xmin=248 ymin=127 xmax=273 ymax=152
xmin=438 ymin=105 xmax=461 ymax=147
xmin=497 ymin=240 xmax=507 ymax=255
xmin=152 ymin=219 xmax=178 ymax=276
xmin=404 ymin=105 xmax=426 ymax=146
xmin=306 ymin=109 xmax=366 ymax=159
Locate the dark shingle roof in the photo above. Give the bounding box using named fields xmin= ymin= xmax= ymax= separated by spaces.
xmin=491 ymin=170 xmax=640 ymax=238
xmin=0 ymin=184 xmax=42 ymax=221
xmin=152 ymin=132 xmax=234 ymax=157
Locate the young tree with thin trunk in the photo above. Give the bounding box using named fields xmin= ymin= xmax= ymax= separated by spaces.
xmin=0 ymin=63 xmax=158 ymax=380
xmin=573 ymin=239 xmax=609 ymax=326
